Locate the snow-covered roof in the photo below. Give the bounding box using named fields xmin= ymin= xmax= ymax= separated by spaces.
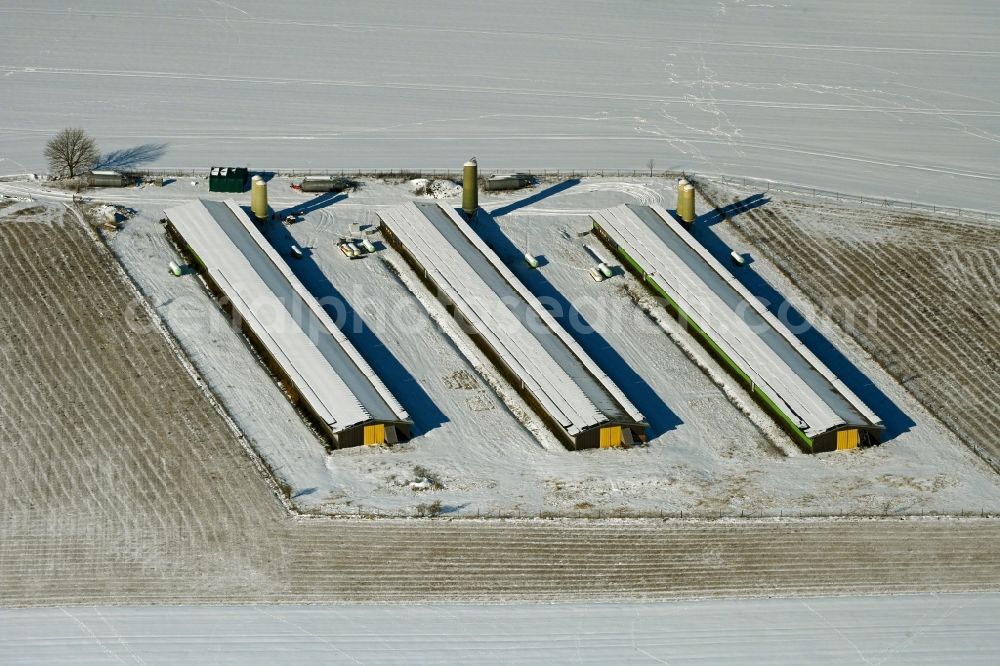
xmin=164 ymin=199 xmax=410 ymax=432
xmin=592 ymin=204 xmax=882 ymax=439
xmin=380 ymin=201 xmax=644 ymax=437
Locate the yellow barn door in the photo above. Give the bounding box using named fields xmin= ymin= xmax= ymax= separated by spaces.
xmin=599 ymin=425 xmax=623 ymax=449
xmin=364 ymin=423 xmax=386 ymax=446
xmin=836 ymin=429 xmax=859 ymax=450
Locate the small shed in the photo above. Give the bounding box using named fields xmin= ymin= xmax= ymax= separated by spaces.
xmin=86 ymin=170 xmax=127 ymax=188
xmin=482 ymin=173 xmax=533 ymax=192
xmin=208 ymin=167 xmax=249 ymax=193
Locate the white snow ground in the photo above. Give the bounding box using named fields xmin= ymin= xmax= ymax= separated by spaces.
xmin=0 ymin=1 xmax=998 ymax=211
xmin=2 ymin=594 xmax=998 ymax=664
xmin=6 ymin=174 xmax=996 ymax=518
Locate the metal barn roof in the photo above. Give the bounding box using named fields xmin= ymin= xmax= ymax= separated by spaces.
xmin=379 ymin=201 xmax=644 ymax=437
xmin=591 ymin=204 xmax=882 ymax=439
xmin=164 ymin=199 xmax=409 ymax=433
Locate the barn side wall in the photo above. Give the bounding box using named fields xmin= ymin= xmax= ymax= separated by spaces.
xmin=165 ymin=219 xmax=408 ymax=450
xmin=380 ymin=220 xmax=593 ymax=450
xmin=592 ymin=220 xmax=818 ymax=453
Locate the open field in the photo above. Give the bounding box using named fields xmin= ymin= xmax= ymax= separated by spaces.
xmin=697 ymin=180 xmax=1000 ymax=467
xmin=1 ymin=1 xmax=998 ymax=210
xmin=4 ymin=594 xmax=1000 ymax=664
xmin=1 ymin=205 xmax=1000 ymax=608
xmin=0 ymin=208 xmax=288 ymax=603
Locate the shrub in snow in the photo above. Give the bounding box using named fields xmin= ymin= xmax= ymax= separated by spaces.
xmin=408 ymin=178 xmax=461 ymax=199
xmin=409 ymin=178 xmax=430 ymax=196
xmin=428 ymin=179 xmax=461 ymax=199
xmin=415 ymin=500 xmax=443 ymax=517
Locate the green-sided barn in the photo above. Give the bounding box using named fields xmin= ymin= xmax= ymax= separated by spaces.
xmin=591 ymin=204 xmax=883 ymax=453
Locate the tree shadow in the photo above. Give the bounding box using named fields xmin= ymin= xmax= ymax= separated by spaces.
xmin=259 ymin=219 xmax=447 ymax=437
xmin=686 ymin=197 xmax=914 ymax=441
xmin=487 ymin=179 xmax=581 ymax=217
xmin=94 ymin=143 xmax=168 ymax=170
xmin=469 ymin=209 xmax=682 ymax=439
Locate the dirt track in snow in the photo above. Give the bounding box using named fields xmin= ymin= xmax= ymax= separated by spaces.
xmin=0 ymin=206 xmax=999 ymax=606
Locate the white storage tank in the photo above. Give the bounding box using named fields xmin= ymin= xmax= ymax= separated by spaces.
xmin=86 ymin=170 xmax=127 ymax=188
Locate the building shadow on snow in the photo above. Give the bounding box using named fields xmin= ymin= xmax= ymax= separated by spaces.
xmin=693 ymin=192 xmax=771 ymax=226
xmin=687 ymin=195 xmax=915 ymax=441
xmin=487 ymin=179 xmax=581 ymax=217
xmin=468 ymin=208 xmax=682 ymax=440
xmin=259 ymin=212 xmax=448 ymax=438
xmin=278 ymin=191 xmax=346 ymax=218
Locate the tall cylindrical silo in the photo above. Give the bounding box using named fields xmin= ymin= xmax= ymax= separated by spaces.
xmin=250 ymin=175 xmax=262 ymax=217
xmin=681 ymin=184 xmax=696 ymax=223
xmin=462 ymin=157 xmax=478 ymax=218
xmin=251 ymin=176 xmax=268 ymax=220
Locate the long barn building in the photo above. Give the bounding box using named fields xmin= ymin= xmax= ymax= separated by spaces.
xmin=591 ymin=204 xmax=883 ymax=453
xmin=164 ymin=199 xmax=411 ymax=448
xmin=379 ymin=201 xmax=647 ymax=450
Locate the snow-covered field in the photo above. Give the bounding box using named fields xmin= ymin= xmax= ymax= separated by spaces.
xmin=2 ymin=594 xmax=998 ymax=664
xmin=1 ymin=1 xmax=998 ymax=211
xmin=3 ymin=5 xmax=1000 ymax=662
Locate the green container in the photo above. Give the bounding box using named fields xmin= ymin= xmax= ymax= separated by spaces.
xmin=208 ymin=166 xmax=249 ymax=193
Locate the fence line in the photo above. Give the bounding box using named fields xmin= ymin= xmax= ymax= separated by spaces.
xmin=113 ymin=167 xmax=999 ymax=223
xmin=126 ymin=167 xmax=677 ymax=180
xmin=704 ymin=173 xmax=999 ymax=223
xmin=314 ymin=506 xmax=998 ymax=521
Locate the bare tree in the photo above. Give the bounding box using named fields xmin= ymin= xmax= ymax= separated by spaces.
xmin=646 ymin=158 xmax=656 ymax=176
xmin=44 ymin=128 xmax=99 ymax=178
